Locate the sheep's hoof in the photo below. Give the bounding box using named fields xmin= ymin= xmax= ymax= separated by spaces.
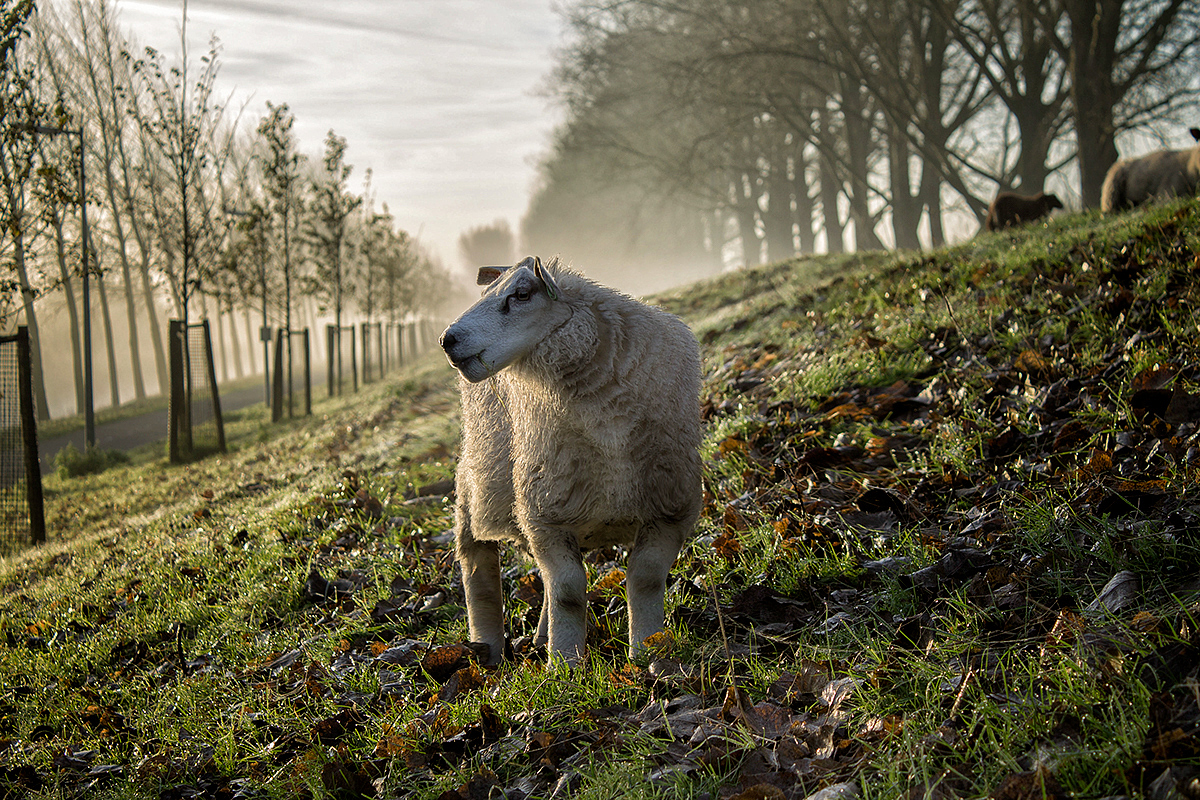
xmin=546 ymin=650 xmax=583 ymax=670
xmin=465 ymin=640 xmax=496 ymax=665
xmin=511 ymin=635 xmax=546 ymax=663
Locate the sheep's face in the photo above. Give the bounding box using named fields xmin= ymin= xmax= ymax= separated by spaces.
xmin=440 ymin=257 xmax=570 ymax=382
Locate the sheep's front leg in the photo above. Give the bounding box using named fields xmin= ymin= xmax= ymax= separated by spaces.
xmin=528 ymin=528 xmax=587 ymax=666
xmin=534 ymin=593 xmax=549 ymax=649
xmin=458 ymin=536 xmax=505 ymax=665
xmin=626 ymin=524 xmax=685 ymax=658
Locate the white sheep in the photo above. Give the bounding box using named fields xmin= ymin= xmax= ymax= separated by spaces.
xmin=440 ymin=255 xmax=702 ymax=666
xmin=1101 ymin=127 xmax=1200 ymax=212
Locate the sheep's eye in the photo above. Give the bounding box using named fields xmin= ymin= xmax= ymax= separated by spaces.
xmin=514 ymin=288 xmax=531 ymax=302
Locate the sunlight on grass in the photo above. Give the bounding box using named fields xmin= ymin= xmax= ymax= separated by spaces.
xmin=5 ymin=201 xmax=1200 ymax=798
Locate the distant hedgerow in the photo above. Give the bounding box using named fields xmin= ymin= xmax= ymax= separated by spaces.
xmin=53 ymin=442 xmax=130 ymax=479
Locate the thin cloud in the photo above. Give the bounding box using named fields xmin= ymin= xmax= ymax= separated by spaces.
xmin=110 ymin=0 xmax=565 ymax=264
xmin=126 ymin=0 xmax=552 ymax=52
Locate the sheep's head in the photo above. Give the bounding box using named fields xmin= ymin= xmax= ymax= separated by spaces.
xmin=440 ymin=256 xmax=570 ymax=382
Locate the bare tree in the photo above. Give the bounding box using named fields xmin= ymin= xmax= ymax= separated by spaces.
xmin=256 ymin=100 xmax=304 ymax=390
xmin=128 ymin=6 xmax=223 ymax=326
xmin=1042 ymin=0 xmax=1200 ymax=207
xmin=933 ymin=0 xmax=1071 ymax=199
xmin=545 ymin=0 xmax=894 ymax=261
xmin=541 ymin=0 xmax=1200 ymax=257
xmin=541 ymin=0 xmax=766 ymax=271
xmin=31 ymin=7 xmax=129 ymax=412
xmin=360 ymin=205 xmax=417 ymax=333
xmin=67 ymin=0 xmax=173 ymax=397
xmin=303 ymin=128 xmax=360 ymax=385
xmin=29 ymin=111 xmax=88 ymax=414
xmin=224 ymin=151 xmax=273 ymax=393
xmin=521 ymin=123 xmax=718 ymax=288
xmin=0 ymin=0 xmax=51 ymax=418
xmin=802 ymin=0 xmax=991 ymax=245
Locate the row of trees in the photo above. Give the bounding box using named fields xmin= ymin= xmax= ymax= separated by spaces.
xmin=0 ymin=0 xmax=454 ymax=421
xmin=522 ymin=0 xmax=1200 ymax=281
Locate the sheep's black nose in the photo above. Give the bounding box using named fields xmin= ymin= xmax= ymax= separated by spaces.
xmin=440 ymin=330 xmax=457 ymax=351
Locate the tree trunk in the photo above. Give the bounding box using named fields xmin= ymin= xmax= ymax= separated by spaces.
xmin=763 ymin=154 xmax=796 ymax=262
xmin=735 ymin=200 xmax=761 ymax=267
xmin=728 ymin=171 xmax=762 ymax=266
xmin=888 ymin=127 xmax=922 ymax=251
xmin=109 ymin=213 xmax=146 ymax=400
xmin=165 ymin=251 xmax=185 ymax=320
xmin=920 ymin=160 xmax=945 ymax=249
xmin=12 ymin=236 xmax=51 ymax=420
xmin=136 ymin=246 xmax=169 ymax=395
xmin=50 ymin=205 xmax=85 ymax=415
xmin=94 ymin=268 xmax=121 ymax=409
xmin=1008 ymin=74 xmax=1059 ymax=193
xmin=243 ymin=307 xmax=258 ymax=374
xmin=210 ymin=294 xmax=230 ymax=383
xmin=226 ymin=297 xmax=244 ymax=379
xmin=97 ymin=143 xmax=148 ymax=401
xmin=817 ymin=158 xmax=844 ymax=253
xmin=1064 ymin=0 xmax=1123 ymax=208
xmin=840 ymin=79 xmax=884 ymax=251
xmin=792 ymin=144 xmax=816 ymax=255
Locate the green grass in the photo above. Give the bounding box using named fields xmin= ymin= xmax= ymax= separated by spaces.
xmin=3 ymin=200 xmax=1200 ymax=799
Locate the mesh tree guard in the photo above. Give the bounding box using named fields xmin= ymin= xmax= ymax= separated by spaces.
xmin=168 ymin=320 xmax=226 ymax=463
xmin=272 ymin=328 xmax=311 ymax=422
xmin=326 ymin=324 xmax=357 ymax=397
xmin=0 ymin=328 xmax=45 ymax=552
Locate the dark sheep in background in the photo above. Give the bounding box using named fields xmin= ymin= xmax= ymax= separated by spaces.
xmin=984 ymin=191 xmax=1064 ymax=231
xmin=1100 ymin=128 xmax=1200 ymax=213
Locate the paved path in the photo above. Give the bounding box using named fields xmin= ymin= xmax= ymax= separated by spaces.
xmin=37 ymin=384 xmax=267 ymax=474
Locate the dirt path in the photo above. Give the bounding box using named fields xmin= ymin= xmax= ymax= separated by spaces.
xmin=37 ymin=384 xmax=267 ymax=474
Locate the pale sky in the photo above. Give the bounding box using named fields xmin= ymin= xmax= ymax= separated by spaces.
xmin=111 ymin=0 xmax=566 ymax=271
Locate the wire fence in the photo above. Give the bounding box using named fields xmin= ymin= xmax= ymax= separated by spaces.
xmin=0 ymin=328 xmax=45 ymax=553
xmin=387 ymin=319 xmax=439 ymax=370
xmin=169 ymin=320 xmax=226 ymax=462
xmin=272 ymin=328 xmax=311 ymax=421
xmin=189 ymin=322 xmax=223 ymax=445
xmin=361 ymin=321 xmax=384 ymax=383
xmin=326 ymin=325 xmax=358 ymax=397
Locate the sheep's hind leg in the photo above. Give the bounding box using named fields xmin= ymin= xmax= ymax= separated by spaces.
xmin=626 ymin=524 xmax=685 ymax=659
xmin=529 ymin=529 xmax=587 ymax=666
xmin=458 ymin=537 xmax=506 ymax=665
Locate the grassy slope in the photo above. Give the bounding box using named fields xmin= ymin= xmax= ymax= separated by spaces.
xmin=2 ymin=200 xmax=1199 ymax=800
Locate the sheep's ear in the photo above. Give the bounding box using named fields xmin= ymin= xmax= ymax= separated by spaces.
xmin=533 ymin=256 xmax=560 ymax=301
xmin=477 ymin=266 xmax=507 ymax=286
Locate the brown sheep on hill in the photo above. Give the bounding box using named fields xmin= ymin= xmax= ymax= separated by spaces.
xmin=984 ymin=191 xmax=1064 ymax=231
xmin=1100 ymin=128 xmax=1200 ymax=212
